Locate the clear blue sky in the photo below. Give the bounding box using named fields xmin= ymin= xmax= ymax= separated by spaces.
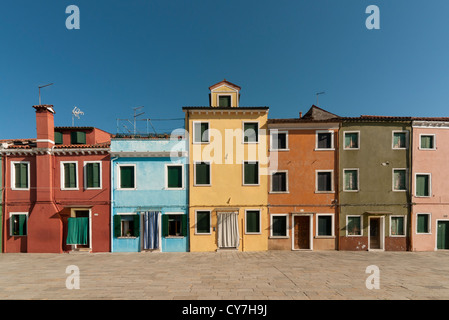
xmin=1 ymin=0 xmax=448 ymax=139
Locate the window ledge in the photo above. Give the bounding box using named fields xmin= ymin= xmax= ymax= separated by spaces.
xmin=164 ymin=236 xmax=185 ymax=239
xmin=314 ymin=236 xmax=335 ymax=239
xmin=118 ymin=236 xmax=138 ymax=239
xmin=269 ymin=236 xmax=289 ymax=239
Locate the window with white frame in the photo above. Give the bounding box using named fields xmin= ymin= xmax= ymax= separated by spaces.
xmin=245 ymin=210 xmax=261 ymax=234
xmin=316 ymin=131 xmax=333 ymax=150
xmin=243 ymin=122 xmax=259 ymax=143
xmin=195 ymin=211 xmax=211 ymax=234
xmin=420 ymin=134 xmax=436 ymax=150
xmin=416 ymin=213 xmax=431 ymax=234
xmin=194 ymin=161 xmax=211 ymax=186
xmin=11 ymin=161 xmax=30 ymax=190
xmin=243 ymin=161 xmax=259 ymax=185
xmin=84 ymin=161 xmax=102 ymax=189
xmin=193 ymin=122 xmax=210 ymax=143
xmin=118 ymin=164 xmax=136 ymax=189
xmin=270 ymin=130 xmax=288 ymax=150
xmin=317 ymin=214 xmax=334 ymax=237
xmin=270 ymin=214 xmax=288 ymax=237
xmin=415 ymin=173 xmax=431 ymax=197
xmin=390 ymin=216 xmax=406 ymax=236
xmin=344 ymin=131 xmax=360 ymax=149
xmin=61 ymin=161 xmax=78 ymax=190
xmin=392 ymin=131 xmax=408 ymax=149
xmin=271 ymin=171 xmax=288 ymax=192
xmin=393 ymin=169 xmax=407 ymax=191
xmin=343 ymin=169 xmax=359 ymax=192
xmin=218 ymin=95 xmax=231 ymax=107
xmin=347 ymin=216 xmax=362 ymax=236
xmin=316 ymin=170 xmax=333 ymax=192
xmin=10 ymin=212 xmax=28 ymax=236
xmin=166 ymin=164 xmax=184 ymax=189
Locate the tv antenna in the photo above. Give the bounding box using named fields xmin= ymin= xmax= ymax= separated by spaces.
xmin=316 ymin=91 xmax=325 ymax=106
xmin=133 ymin=106 xmax=145 ymax=135
xmin=72 ymin=106 xmax=84 ymax=126
xmin=38 ymin=83 xmax=54 ymax=105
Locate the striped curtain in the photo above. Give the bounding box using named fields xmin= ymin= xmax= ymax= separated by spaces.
xmin=143 ymin=211 xmax=159 ymax=250
xmin=217 ymin=212 xmax=239 ymax=248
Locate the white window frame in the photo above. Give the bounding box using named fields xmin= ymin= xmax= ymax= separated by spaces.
xmin=83 ymin=161 xmax=102 ymax=190
xmin=60 ymin=161 xmax=79 ymax=191
xmin=11 ymin=161 xmax=30 ymax=191
xmin=117 ymin=163 xmax=137 ymax=190
xmin=389 ymin=215 xmax=407 ymax=237
xmin=242 ymin=121 xmax=260 ymax=144
xmin=392 ymin=130 xmax=409 ymax=150
xmin=270 ymin=214 xmax=289 ymax=238
xmin=165 ymin=163 xmax=185 ymax=190
xmin=116 ymin=212 xmax=138 ymax=239
xmin=216 ymin=94 xmax=233 ymax=107
xmin=415 ymin=173 xmax=431 ymax=198
xmin=316 ymin=213 xmax=335 ymax=238
xmin=245 ymin=209 xmax=262 ymax=235
xmin=346 ymin=215 xmax=363 ymax=237
xmin=343 ymin=168 xmax=359 ymax=192
xmin=192 ymin=121 xmax=210 ymax=144
xmin=419 ymin=134 xmax=436 ymax=150
xmin=242 ymin=160 xmax=260 ymax=186
xmin=315 ymin=170 xmax=334 ymax=193
xmin=193 ymin=161 xmax=211 ymax=186
xmin=270 ymin=170 xmax=289 ymax=193
xmin=269 ymin=130 xmax=289 ymax=151
xmin=343 ymin=131 xmax=360 ymax=150
xmin=315 ymin=130 xmax=334 ymax=151
xmin=392 ymin=168 xmax=408 ymax=192
xmin=416 ymin=213 xmax=432 ymax=235
xmin=195 ymin=210 xmax=212 ymax=235
xmin=165 ymin=211 xmax=186 ymax=238
xmin=9 ymin=212 xmax=28 ymax=236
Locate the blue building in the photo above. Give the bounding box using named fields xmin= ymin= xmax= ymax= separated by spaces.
xmin=110 ymin=136 xmax=188 ymax=252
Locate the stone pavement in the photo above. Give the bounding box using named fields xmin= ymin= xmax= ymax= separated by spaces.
xmin=1 ymin=250 xmax=449 ymax=300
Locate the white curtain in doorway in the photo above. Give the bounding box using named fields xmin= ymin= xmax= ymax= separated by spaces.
xmin=217 ymin=212 xmax=239 ymax=248
xmin=143 ymin=211 xmax=159 ymax=250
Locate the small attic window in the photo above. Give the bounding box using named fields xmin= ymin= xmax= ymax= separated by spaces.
xmin=218 ymin=95 xmax=231 ymax=107
xmin=54 ymin=132 xmax=63 ymax=145
xmin=71 ymin=131 xmax=86 ymax=144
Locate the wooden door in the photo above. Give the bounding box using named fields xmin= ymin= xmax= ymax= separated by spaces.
xmin=369 ymin=218 xmax=381 ymax=250
xmin=294 ymin=216 xmax=310 ymax=250
xmin=75 ymin=210 xmax=90 ymax=249
xmin=437 ymin=221 xmax=449 ymax=250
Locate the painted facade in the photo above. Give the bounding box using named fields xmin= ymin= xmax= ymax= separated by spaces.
xmin=338 ymin=117 xmax=412 ymax=251
xmin=267 ymin=106 xmax=339 ymax=251
xmin=110 ymin=137 xmax=188 ymax=252
xmin=410 ymin=119 xmax=449 ymax=251
xmin=184 ymin=80 xmax=269 ymax=252
xmin=1 ymin=105 xmax=111 ymax=253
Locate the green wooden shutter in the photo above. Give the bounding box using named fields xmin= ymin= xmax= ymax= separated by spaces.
xmin=54 ymin=131 xmax=63 ymax=145
xmin=64 ymin=163 xmax=77 ymax=188
xmin=120 ymin=166 xmax=135 ymax=188
xmin=133 ymin=214 xmax=140 ymax=237
xmin=71 ymin=131 xmax=86 ymax=144
xmin=246 ymin=211 xmax=260 ymax=233
xmin=196 ymin=211 xmax=210 ymax=233
xmin=416 ymin=175 xmax=429 ymax=196
xmin=421 ymin=135 xmax=434 ymax=149
xmin=195 ymin=162 xmax=210 ymax=185
xmin=244 ymin=123 xmax=258 ymax=143
xmin=87 ymin=163 xmax=100 ymax=188
xmin=219 ymin=96 xmax=231 ymax=107
xmin=167 ymin=166 xmax=182 ymax=188
xmin=181 ymin=215 xmax=188 ymax=237
xmin=113 ymin=215 xmax=122 ymax=238
xmin=162 ymin=215 xmax=169 ymax=237
xmin=318 ymin=216 xmax=331 ymax=236
xmin=417 ymin=215 xmax=428 ymax=233
xmin=244 ymin=162 xmax=258 ymax=185
xmin=200 ymin=123 xmax=209 ymax=142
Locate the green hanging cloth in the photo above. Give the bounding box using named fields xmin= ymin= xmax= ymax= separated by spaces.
xmin=66 ymin=217 xmax=88 ymax=245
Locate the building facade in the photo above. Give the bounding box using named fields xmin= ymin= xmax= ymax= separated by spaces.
xmin=184 ymin=80 xmax=269 ymax=252
xmin=267 ymin=106 xmax=339 ymax=250
xmin=338 ymin=116 xmax=412 ymax=251
xmin=110 ymin=136 xmax=188 ymax=252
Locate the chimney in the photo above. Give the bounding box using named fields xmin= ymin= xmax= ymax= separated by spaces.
xmin=299 ymin=111 xmax=302 ymax=118
xmin=33 ymin=105 xmax=55 ymax=148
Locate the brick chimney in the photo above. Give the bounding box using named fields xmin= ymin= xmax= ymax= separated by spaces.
xmin=33 ymin=105 xmax=55 ymax=148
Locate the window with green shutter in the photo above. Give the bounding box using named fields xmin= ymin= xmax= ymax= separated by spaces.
xmin=219 ymin=95 xmax=231 ymax=107
xmin=71 ymin=131 xmax=86 ymax=144
xmin=85 ymin=162 xmax=101 ymax=189
xmin=195 ymin=162 xmax=210 ymax=185
xmin=347 ymin=216 xmax=362 ymax=236
xmin=14 ymin=162 xmax=29 ymax=189
xmin=246 ymin=210 xmax=260 ymax=233
xmin=317 ymin=215 xmax=332 ymax=236
xmin=416 ymin=174 xmax=430 ymax=197
xmin=196 ymin=211 xmax=210 ymax=234
xmin=119 ymin=165 xmax=135 ymax=189
xmin=193 ymin=122 xmax=209 ymax=143
xmin=167 ymin=165 xmax=183 ymax=189
xmin=417 ymin=214 xmax=430 ymax=234
xmin=420 ymin=135 xmax=435 ymax=149
xmin=54 ymin=131 xmax=63 ymax=145
xmin=63 ymin=162 xmax=77 ymax=189
xmin=243 ymin=122 xmax=259 ymax=143
xmin=391 ymin=216 xmax=405 ymax=236
xmin=163 ymin=214 xmax=186 ymax=237
xmin=244 ymin=161 xmax=259 ymax=185
xmin=272 ymin=215 xmax=287 ymax=237
xmin=344 ymin=132 xmax=359 ymax=149
xmin=344 ymin=170 xmax=358 ymax=191
xmin=10 ymin=214 xmax=27 ymax=236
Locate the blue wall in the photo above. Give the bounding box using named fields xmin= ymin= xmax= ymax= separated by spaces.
xmin=111 ymin=138 xmax=188 ymax=252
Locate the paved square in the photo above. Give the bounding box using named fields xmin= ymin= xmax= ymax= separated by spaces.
xmin=1 ymin=250 xmax=449 ymax=300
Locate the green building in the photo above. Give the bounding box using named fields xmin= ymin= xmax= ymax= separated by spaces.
xmin=338 ymin=116 xmax=412 ymax=251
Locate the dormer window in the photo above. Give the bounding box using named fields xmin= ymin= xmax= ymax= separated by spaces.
xmin=71 ymin=131 xmax=86 ymax=144
xmin=218 ymin=95 xmax=231 ymax=107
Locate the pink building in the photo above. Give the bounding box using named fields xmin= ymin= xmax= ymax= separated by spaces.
xmin=411 ymin=119 xmax=449 ymax=251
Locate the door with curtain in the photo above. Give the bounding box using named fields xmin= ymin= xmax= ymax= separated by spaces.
xmin=142 ymin=211 xmax=160 ymax=250
xmin=217 ymin=212 xmax=239 ymax=249
xmin=66 ymin=210 xmax=90 ymax=249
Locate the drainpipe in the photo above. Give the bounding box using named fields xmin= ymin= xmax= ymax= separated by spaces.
xmin=110 ymin=156 xmax=117 ymax=253
xmin=409 ymin=122 xmax=413 ymax=252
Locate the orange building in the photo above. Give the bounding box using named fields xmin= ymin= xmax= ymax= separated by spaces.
xmin=267 ymin=105 xmax=339 ymax=250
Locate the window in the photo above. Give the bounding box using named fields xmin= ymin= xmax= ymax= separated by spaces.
xmin=54 ymin=131 xmax=63 ymax=145
xmin=218 ymin=95 xmax=231 ymax=107
xmin=193 ymin=122 xmax=209 ymax=143
xmin=195 ymin=211 xmax=211 ymax=234
xmin=343 ymin=169 xmax=359 ymax=192
xmin=166 ymin=165 xmax=183 ymax=189
xmin=316 ymin=131 xmax=333 ymax=150
xmin=393 ymin=169 xmax=407 ymax=191
xmin=270 ymin=131 xmax=288 ymax=150
xmin=390 ymin=216 xmax=406 ymax=236
xmin=61 ymin=162 xmax=78 ymax=190
xmin=317 ymin=215 xmax=333 ymax=237
xmin=420 ymin=134 xmax=435 ymax=150
xmin=194 ymin=162 xmax=211 ymax=186
xmin=415 ymin=174 xmax=431 ymax=197
xmin=392 ymin=131 xmax=408 ymax=149
xmin=243 ymin=122 xmax=259 ymax=143
xmin=271 ymin=171 xmax=288 ymax=192
xmin=84 ymin=162 xmax=101 ymax=189
xmin=245 ymin=210 xmax=261 ymax=234
xmin=113 ymin=214 xmax=140 ymax=238
xmin=71 ymin=131 xmax=86 ymax=144
xmin=118 ymin=165 xmax=136 ymax=189
xmin=271 ymin=215 xmax=288 ymax=237
xmin=417 ymin=214 xmax=430 ymax=234
xmin=243 ymin=161 xmax=259 ymax=185
xmin=316 ymin=171 xmax=333 ymax=192
xmin=12 ymin=162 xmax=29 ymax=190
xmin=347 ymin=216 xmax=362 ymax=236
xmin=344 ymin=131 xmax=359 ymax=149
xmin=10 ymin=212 xmax=27 ymax=236
xmin=162 ymin=214 xmax=187 ymax=237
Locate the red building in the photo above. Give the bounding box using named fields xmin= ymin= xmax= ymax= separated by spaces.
xmin=1 ymin=105 xmax=111 ymax=253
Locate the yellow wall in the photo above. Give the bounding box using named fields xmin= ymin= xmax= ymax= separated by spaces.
xmin=210 ymin=85 xmax=239 ymax=107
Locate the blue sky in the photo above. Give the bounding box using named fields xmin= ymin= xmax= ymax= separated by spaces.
xmin=1 ymin=0 xmax=448 ymax=139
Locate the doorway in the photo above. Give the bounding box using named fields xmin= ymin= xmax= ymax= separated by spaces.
xmin=369 ymin=216 xmax=384 ymax=250
xmin=217 ymin=212 xmax=239 ymax=249
xmin=292 ymin=215 xmax=312 ymax=250
xmin=66 ymin=209 xmax=91 ymax=251
xmin=437 ymin=221 xmax=449 ymax=250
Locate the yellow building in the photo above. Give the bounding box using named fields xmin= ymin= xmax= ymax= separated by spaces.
xmin=183 ymin=80 xmax=269 ymax=252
